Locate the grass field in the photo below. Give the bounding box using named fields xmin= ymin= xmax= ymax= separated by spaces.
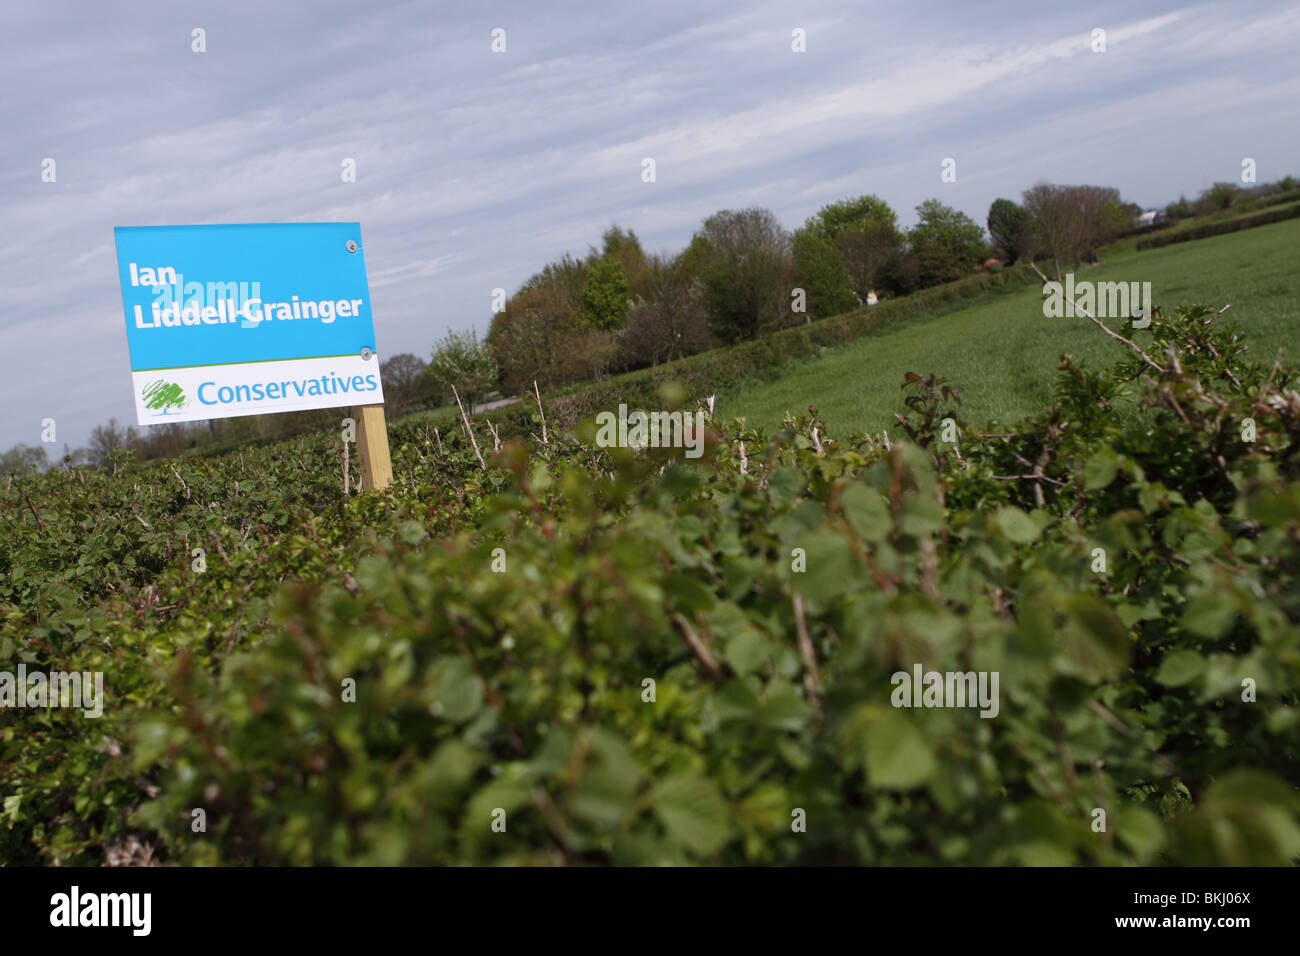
xmin=721 ymin=216 xmax=1300 ymax=435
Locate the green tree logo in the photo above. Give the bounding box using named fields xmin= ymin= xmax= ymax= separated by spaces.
xmin=142 ymin=380 xmax=187 ymax=414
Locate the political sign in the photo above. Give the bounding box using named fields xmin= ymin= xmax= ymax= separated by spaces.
xmin=112 ymin=223 xmax=384 ymax=426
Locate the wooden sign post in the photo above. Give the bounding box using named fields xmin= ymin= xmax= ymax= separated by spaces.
xmin=351 ymin=403 xmax=392 ymax=491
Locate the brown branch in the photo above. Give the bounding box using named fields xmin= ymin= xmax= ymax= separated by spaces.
xmin=671 ymin=612 xmax=721 ymax=681
xmin=342 ymin=439 xmax=350 ymax=496
xmin=21 ymin=490 xmax=45 ymax=530
xmin=990 ymin=474 xmax=1068 ymax=486
xmin=1030 ymin=261 xmax=1164 ymax=373
xmin=451 ymin=384 xmax=486 ymax=470
xmin=168 ymin=464 xmax=190 ymax=499
xmin=533 ymin=380 xmax=549 ymax=446
xmin=791 ymin=594 xmax=821 ymax=718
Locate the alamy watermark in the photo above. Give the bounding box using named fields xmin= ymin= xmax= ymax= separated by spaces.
xmin=0 ymin=666 xmax=103 ymax=717
xmin=891 ymin=664 xmax=999 ymax=718
xmin=50 ymin=886 xmax=150 ymax=936
xmin=1043 ymin=274 xmax=1152 ymax=329
xmin=594 ymin=404 xmax=705 ymax=458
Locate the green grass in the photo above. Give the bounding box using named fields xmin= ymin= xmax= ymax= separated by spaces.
xmin=722 ymin=217 xmax=1300 ymax=435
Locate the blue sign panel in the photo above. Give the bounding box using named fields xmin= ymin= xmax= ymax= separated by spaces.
xmin=112 ymin=223 xmax=385 ymax=425
xmin=114 ymin=223 xmax=378 ymax=370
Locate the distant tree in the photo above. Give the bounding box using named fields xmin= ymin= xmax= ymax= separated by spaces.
xmin=427 ymin=329 xmax=499 ymax=408
xmin=1280 ymin=175 xmax=1296 ymax=192
xmin=686 ymin=208 xmax=792 ymax=343
xmin=517 ymin=253 xmax=589 ymax=315
xmin=592 ymin=226 xmax=648 ymax=296
xmin=619 ymin=254 xmax=715 ymax=368
xmin=875 ymin=248 xmax=914 ymax=297
xmin=85 ymin=418 xmax=127 ymax=468
xmin=1165 ymin=195 xmax=1192 ymax=220
xmin=835 ymin=222 xmax=904 ymax=301
xmin=487 ymin=288 xmax=607 ymax=393
xmin=987 ymin=198 xmax=1031 ymax=262
xmin=907 ymin=199 xmax=988 ymax=269
xmin=580 ymin=258 xmax=631 ymax=331
xmin=1022 ymin=182 xmax=1124 ymax=274
xmin=801 ymin=195 xmax=902 ymax=299
xmin=380 ymin=352 xmax=430 ymax=414
xmin=59 ymin=444 xmax=89 ymax=469
xmin=0 ymin=443 xmax=47 ymax=476
xmin=801 ymin=195 xmax=899 ymax=239
xmin=1198 ymin=182 xmax=1239 ymax=213
xmin=792 ymin=229 xmax=858 ymax=320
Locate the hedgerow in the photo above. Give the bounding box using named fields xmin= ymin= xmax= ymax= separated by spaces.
xmin=1136 ymin=202 xmax=1300 ymax=250
xmin=477 ymin=263 xmax=1042 ymax=436
xmin=1 ymin=301 xmax=1297 ymax=865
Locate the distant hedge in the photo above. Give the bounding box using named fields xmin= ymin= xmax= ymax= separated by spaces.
xmin=477 ymin=264 xmax=1041 ymax=436
xmin=1137 ymin=203 xmax=1300 ymax=251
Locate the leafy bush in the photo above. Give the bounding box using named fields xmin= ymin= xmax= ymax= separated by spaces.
xmin=2 ymin=298 xmax=1298 ymax=866
xmin=426 ymin=328 xmax=499 ymax=410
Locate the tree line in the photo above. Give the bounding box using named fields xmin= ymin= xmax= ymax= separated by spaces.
xmin=2 ymin=174 xmax=1294 ymax=474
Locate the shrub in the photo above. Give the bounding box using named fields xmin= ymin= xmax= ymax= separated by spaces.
xmin=4 ymin=293 xmax=1298 ymax=866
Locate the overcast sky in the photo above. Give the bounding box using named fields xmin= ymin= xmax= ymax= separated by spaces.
xmin=3 ymin=0 xmax=1298 ymax=452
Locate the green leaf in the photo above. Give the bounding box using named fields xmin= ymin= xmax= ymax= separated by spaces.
xmin=397 ymin=520 xmax=427 ymax=545
xmin=900 ymin=494 xmax=945 ymax=537
xmin=1155 ymin=649 xmax=1206 ymax=687
xmin=1082 ymin=449 xmax=1119 ymax=490
xmin=993 ymin=506 xmax=1039 ymax=544
xmin=855 ymin=706 xmax=936 ymax=790
xmin=789 ymin=527 xmax=860 ymax=601
xmin=571 ymin=732 xmax=641 ymax=831
xmin=1114 ymin=806 xmax=1165 ymax=863
xmin=1057 ymin=595 xmax=1130 ymax=679
xmin=426 ymin=656 xmax=484 ymax=723
xmin=651 ymin=775 xmax=731 ymax=856
xmin=841 ymin=482 xmax=891 ymax=543
xmin=1182 ymin=592 xmax=1236 ymax=639
xmin=723 ymin=628 xmax=771 ymax=677
xmin=755 ymin=679 xmax=814 ymax=731
xmin=767 ymin=467 xmax=804 ymax=509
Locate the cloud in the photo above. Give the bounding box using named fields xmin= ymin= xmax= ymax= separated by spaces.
xmin=1 ymin=0 xmax=1298 ymax=450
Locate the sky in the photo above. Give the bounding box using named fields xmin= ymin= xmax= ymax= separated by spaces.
xmin=2 ymin=0 xmax=1299 ymax=453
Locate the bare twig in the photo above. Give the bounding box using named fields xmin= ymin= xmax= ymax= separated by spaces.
xmin=485 ymin=417 xmax=501 ymax=452
xmin=434 ymin=426 xmax=444 ymax=456
xmin=990 ymin=474 xmax=1068 ymax=487
xmin=342 ymin=440 xmax=350 ymax=496
xmin=738 ymin=440 xmax=748 ymax=475
xmin=21 ymin=490 xmax=44 ymax=529
xmin=1030 ymin=261 xmax=1164 ymax=373
xmin=791 ymin=594 xmax=821 ymax=718
xmin=452 ymin=384 xmax=486 ymax=470
xmin=671 ymin=612 xmax=721 ymax=681
xmin=533 ymin=380 xmax=548 ymax=446
xmin=168 ymin=465 xmax=190 ymax=499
